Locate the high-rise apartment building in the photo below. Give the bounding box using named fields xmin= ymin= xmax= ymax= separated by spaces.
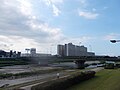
xmin=66 ymin=43 xmax=76 ymax=56
xmin=57 ymin=43 xmax=95 ymax=57
xmin=57 ymin=45 xmax=65 ymax=57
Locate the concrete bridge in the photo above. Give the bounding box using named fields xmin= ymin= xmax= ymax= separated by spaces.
xmin=21 ymin=56 xmax=120 ymax=69
xmin=53 ymin=56 xmax=120 ymax=69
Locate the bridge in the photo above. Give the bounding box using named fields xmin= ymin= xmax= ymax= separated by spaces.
xmin=53 ymin=56 xmax=120 ymax=69
xmin=21 ymin=56 xmax=120 ymax=69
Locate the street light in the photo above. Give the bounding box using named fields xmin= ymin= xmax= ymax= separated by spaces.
xmin=110 ymin=40 xmax=120 ymax=43
xmin=25 ymin=48 xmax=30 ymax=54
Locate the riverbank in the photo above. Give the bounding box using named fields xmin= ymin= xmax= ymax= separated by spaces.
xmin=31 ymin=71 xmax=96 ymax=90
xmin=68 ymin=68 xmax=120 ymax=90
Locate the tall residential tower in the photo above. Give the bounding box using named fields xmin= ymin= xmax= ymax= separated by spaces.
xmin=57 ymin=43 xmax=95 ymax=57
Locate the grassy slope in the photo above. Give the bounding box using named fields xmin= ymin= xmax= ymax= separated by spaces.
xmin=68 ymin=69 xmax=120 ymax=90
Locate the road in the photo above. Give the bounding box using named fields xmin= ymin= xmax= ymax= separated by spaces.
xmin=0 ymin=72 xmax=64 ymax=87
xmin=0 ymin=67 xmax=103 ymax=90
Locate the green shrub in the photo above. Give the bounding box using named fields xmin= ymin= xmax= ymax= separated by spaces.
xmin=0 ymin=73 xmax=13 ymax=79
xmin=31 ymin=71 xmax=96 ymax=90
xmin=104 ymin=63 xmax=114 ymax=69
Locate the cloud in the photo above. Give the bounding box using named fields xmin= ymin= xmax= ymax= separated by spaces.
xmin=0 ymin=0 xmax=94 ymax=54
xmin=0 ymin=35 xmax=38 ymax=52
xmin=44 ymin=0 xmax=63 ymax=5
xmin=78 ymin=0 xmax=88 ymax=7
xmin=42 ymin=0 xmax=62 ymax=16
xmin=77 ymin=0 xmax=100 ymax=20
xmin=0 ymin=0 xmax=65 ymax=53
xmin=52 ymin=4 xmax=61 ymax=16
xmin=27 ymin=20 xmax=65 ymax=43
xmin=18 ymin=0 xmax=33 ymax=16
xmin=103 ymin=6 xmax=108 ymax=10
xmin=0 ymin=0 xmax=64 ymax=41
xmin=79 ymin=11 xmax=99 ymax=19
xmin=59 ymin=36 xmax=93 ymax=45
xmin=104 ymin=33 xmax=120 ymax=40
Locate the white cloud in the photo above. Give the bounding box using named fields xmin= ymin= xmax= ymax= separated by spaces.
xmin=18 ymin=0 xmax=33 ymax=17
xmin=0 ymin=0 xmax=94 ymax=54
xmin=0 ymin=0 xmax=65 ymax=53
xmin=104 ymin=33 xmax=120 ymax=40
xmin=42 ymin=0 xmax=62 ymax=16
xmin=78 ymin=0 xmax=88 ymax=7
xmin=59 ymin=36 xmax=92 ymax=45
xmin=44 ymin=0 xmax=63 ymax=5
xmin=77 ymin=0 xmax=100 ymax=20
xmin=52 ymin=4 xmax=61 ymax=16
xmin=0 ymin=35 xmax=38 ymax=52
xmin=50 ymin=0 xmax=63 ymax=4
xmin=103 ymin=6 xmax=108 ymax=10
xmin=27 ymin=20 xmax=65 ymax=43
xmin=0 ymin=0 xmax=64 ymax=41
xmin=79 ymin=11 xmax=99 ymax=19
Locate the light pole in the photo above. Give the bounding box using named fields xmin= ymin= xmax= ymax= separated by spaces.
xmin=25 ymin=48 xmax=30 ymax=56
xmin=110 ymin=40 xmax=120 ymax=43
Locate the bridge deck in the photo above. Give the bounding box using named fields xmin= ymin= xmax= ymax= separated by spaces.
xmin=55 ymin=56 xmax=120 ymax=62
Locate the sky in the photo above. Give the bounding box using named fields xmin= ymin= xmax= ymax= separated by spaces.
xmin=0 ymin=0 xmax=120 ymax=56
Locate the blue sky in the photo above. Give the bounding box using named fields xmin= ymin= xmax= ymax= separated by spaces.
xmin=0 ymin=0 xmax=120 ymax=56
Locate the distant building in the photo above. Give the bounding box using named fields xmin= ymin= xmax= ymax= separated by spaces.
xmin=57 ymin=45 xmax=65 ymax=57
xmin=30 ymin=48 xmax=36 ymax=56
xmin=21 ymin=53 xmax=51 ymax=57
xmin=17 ymin=52 xmax=21 ymax=57
xmin=21 ymin=48 xmax=51 ymax=57
xmin=10 ymin=50 xmax=13 ymax=57
xmin=0 ymin=50 xmax=21 ymax=58
xmin=87 ymin=52 xmax=95 ymax=56
xmin=66 ymin=43 xmax=76 ymax=56
xmin=0 ymin=50 xmax=6 ymax=57
xmin=57 ymin=43 xmax=95 ymax=57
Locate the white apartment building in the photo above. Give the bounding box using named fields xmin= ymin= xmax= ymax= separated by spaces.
xmin=57 ymin=43 xmax=95 ymax=57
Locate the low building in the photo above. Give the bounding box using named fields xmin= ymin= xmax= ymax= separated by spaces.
xmin=0 ymin=50 xmax=21 ymax=58
xmin=87 ymin=52 xmax=95 ymax=56
xmin=21 ymin=53 xmax=51 ymax=57
xmin=30 ymin=48 xmax=36 ymax=56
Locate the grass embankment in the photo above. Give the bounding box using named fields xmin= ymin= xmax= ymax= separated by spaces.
xmin=68 ymin=69 xmax=120 ymax=90
xmin=0 ymin=68 xmax=63 ymax=79
xmin=0 ymin=58 xmax=28 ymax=67
xmin=31 ymin=71 xmax=95 ymax=90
